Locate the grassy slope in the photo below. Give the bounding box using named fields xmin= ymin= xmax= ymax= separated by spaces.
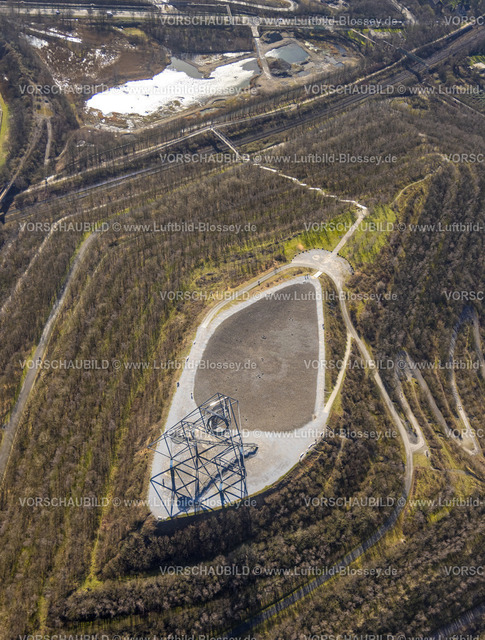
xmin=0 ymin=92 xmax=9 ymax=168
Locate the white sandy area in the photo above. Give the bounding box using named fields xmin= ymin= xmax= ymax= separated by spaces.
xmin=27 ymin=27 xmax=82 ymax=43
xmin=86 ymin=57 xmax=256 ymax=116
xmin=23 ymin=35 xmax=48 ymax=49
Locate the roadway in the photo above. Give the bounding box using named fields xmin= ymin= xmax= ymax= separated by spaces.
xmin=2 ymin=12 xmax=481 ymax=624
xmin=448 ymin=317 xmax=481 ymax=455
xmin=7 ymin=18 xmax=483 ymax=220
xmin=223 ymin=244 xmax=415 ymax=638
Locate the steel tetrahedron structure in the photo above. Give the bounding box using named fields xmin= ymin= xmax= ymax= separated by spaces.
xmin=149 ymin=393 xmax=257 ymax=518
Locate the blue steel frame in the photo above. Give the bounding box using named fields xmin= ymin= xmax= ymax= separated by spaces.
xmin=149 ymin=393 xmax=256 ymax=518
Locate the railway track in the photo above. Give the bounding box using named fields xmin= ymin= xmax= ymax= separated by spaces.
xmin=5 ymin=19 xmax=482 ymax=221
xmin=4 ymin=16 xmax=485 ymax=222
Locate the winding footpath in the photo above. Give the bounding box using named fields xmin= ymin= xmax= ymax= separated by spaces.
xmin=395 ymin=367 xmax=427 ymax=454
xmin=217 ymin=164 xmax=418 ymax=637
xmin=472 ymin=308 xmax=485 ymax=378
xmin=0 ymin=231 xmax=99 ymax=487
xmin=223 ymin=156 xmax=485 ymax=635
xmin=0 ymin=213 xmax=82 ymax=318
xmin=448 ymin=314 xmax=480 ymax=455
xmin=223 ymin=248 xmax=414 ymax=639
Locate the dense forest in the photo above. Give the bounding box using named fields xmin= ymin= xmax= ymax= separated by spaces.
xmin=0 ymin=88 xmax=484 ymax=636
xmin=0 ymin=5 xmax=484 ymax=638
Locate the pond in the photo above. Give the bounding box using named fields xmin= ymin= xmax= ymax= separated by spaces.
xmin=266 ymin=42 xmax=309 ymax=64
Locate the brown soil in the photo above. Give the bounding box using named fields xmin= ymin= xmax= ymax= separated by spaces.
xmin=194 ymin=282 xmax=319 ymax=432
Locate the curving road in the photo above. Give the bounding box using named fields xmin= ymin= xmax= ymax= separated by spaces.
xmin=211 ymin=151 xmax=423 ymax=636
xmin=448 ymin=317 xmax=481 ymax=455
xmin=222 ymin=246 xmax=414 ymax=639
xmin=9 ymin=19 xmax=483 ymax=219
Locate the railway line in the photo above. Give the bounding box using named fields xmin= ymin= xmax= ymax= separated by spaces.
xmin=0 ymin=0 xmax=303 ymax=17
xmin=0 ymin=85 xmax=421 ymax=221
xmin=4 ymin=16 xmax=485 ymax=221
xmin=0 ymin=0 xmax=483 ymax=636
xmin=0 ymin=8 xmax=479 ymax=222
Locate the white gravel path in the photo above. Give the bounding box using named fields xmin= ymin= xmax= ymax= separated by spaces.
xmin=148 ymin=275 xmax=335 ymax=518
